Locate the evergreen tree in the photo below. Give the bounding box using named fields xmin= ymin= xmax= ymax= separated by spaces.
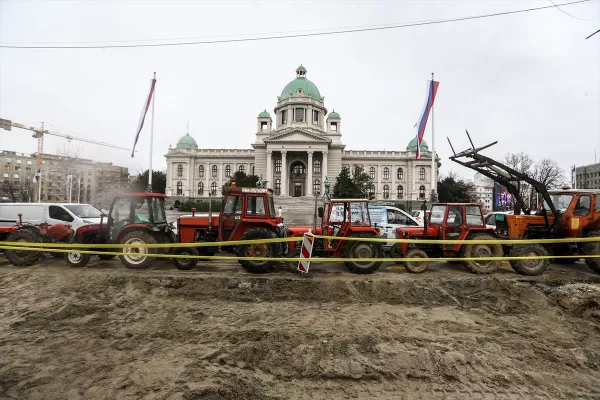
xmin=333 ymin=165 xmax=373 ymax=198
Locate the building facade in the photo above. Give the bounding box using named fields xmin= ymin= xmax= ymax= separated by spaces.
xmin=472 ymin=172 xmax=494 ymax=212
xmin=1 ymin=150 xmax=129 ymax=205
xmin=575 ymin=163 xmax=600 ymax=190
xmin=165 ymin=66 xmax=438 ymax=202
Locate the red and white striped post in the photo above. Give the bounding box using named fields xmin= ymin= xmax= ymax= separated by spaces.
xmin=297 ymin=232 xmax=315 ymax=273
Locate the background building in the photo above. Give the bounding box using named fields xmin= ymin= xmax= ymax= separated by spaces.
xmin=575 ymin=163 xmax=600 ymax=190
xmin=472 ymin=172 xmax=494 ymax=212
xmin=165 ymin=65 xmax=438 ymax=208
xmin=0 ymin=150 xmax=129 ymax=206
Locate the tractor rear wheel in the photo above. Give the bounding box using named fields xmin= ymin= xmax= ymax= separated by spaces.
xmin=237 ymin=227 xmax=278 ymax=274
xmin=343 ymin=233 xmax=383 ymax=274
xmin=509 ymin=244 xmax=549 ymax=276
xmin=403 ymin=248 xmax=429 ymax=273
xmin=582 ymin=230 xmax=600 ymax=274
xmin=461 ymin=233 xmax=503 ymax=274
xmin=65 ymin=251 xmax=91 ymax=267
xmin=4 ymin=229 xmax=42 ymax=266
xmin=119 ymin=231 xmax=157 ymax=269
xmin=172 ymin=247 xmax=199 ymax=270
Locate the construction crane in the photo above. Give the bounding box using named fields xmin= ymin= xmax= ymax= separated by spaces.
xmin=0 ymin=118 xmax=132 ymax=201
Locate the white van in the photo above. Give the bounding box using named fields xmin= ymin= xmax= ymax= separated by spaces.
xmin=0 ymin=203 xmax=105 ymax=230
xmin=368 ymin=205 xmax=422 ymax=250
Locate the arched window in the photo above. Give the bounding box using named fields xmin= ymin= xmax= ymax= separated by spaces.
xmin=383 ymin=167 xmax=390 ymax=180
xmin=251 ymin=165 xmax=255 ymax=175
xmin=211 ymin=182 xmax=218 ymax=195
xmin=419 ymin=167 xmax=426 ymax=180
xmin=292 ymin=162 xmax=305 ymax=174
xmin=397 ymin=185 xmax=403 ymax=199
xmin=239 ymin=165 xmax=245 ymax=173
xmin=198 ymin=182 xmax=203 ymax=195
xmin=419 ymin=185 xmax=426 ymax=199
xmin=369 ymin=184 xmax=376 ymax=194
xmin=369 ymin=167 xmax=376 ymax=179
xmin=397 ymin=167 xmax=403 ymax=180
xmin=275 ymin=178 xmax=281 ymax=195
xmin=225 ymin=165 xmax=232 ymax=177
xmin=198 ymin=165 xmax=204 ymax=178
xmin=275 ymin=159 xmax=282 ymax=173
xmin=313 ymin=159 xmax=321 ymax=173
xmin=313 ymin=179 xmax=321 ymax=195
xmin=383 ymin=184 xmax=390 ymax=199
xmin=176 ymin=181 xmax=183 ymax=195
xmin=177 ymin=164 xmax=183 ymax=177
xmin=212 ymin=165 xmax=218 ymax=177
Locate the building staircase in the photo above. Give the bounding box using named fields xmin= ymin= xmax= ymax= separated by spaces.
xmin=275 ymin=196 xmax=322 ymax=225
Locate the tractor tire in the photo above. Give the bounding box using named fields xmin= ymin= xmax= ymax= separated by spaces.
xmin=4 ymin=229 xmax=42 ymax=266
xmin=119 ymin=231 xmax=157 ymax=269
xmin=172 ymin=247 xmax=199 ymax=270
xmin=403 ymin=248 xmax=429 ymax=273
xmin=237 ymin=227 xmax=278 ymax=274
xmin=389 ymin=243 xmax=403 ymax=265
xmin=582 ymin=230 xmax=600 ymax=274
xmin=65 ymin=251 xmax=91 ymax=267
xmin=343 ymin=233 xmax=383 ymax=274
xmin=509 ymin=244 xmax=549 ymax=276
xmin=460 ymin=233 xmax=503 ymax=275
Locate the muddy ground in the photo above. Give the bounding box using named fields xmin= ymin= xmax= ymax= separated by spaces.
xmin=1 ymin=258 xmax=600 ymax=399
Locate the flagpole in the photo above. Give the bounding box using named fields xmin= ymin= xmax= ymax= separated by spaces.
xmin=147 ymin=72 xmax=156 ymax=192
xmin=430 ymin=72 xmax=436 ymax=202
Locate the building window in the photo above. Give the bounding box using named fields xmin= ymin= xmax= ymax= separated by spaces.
xmin=419 ymin=185 xmax=426 ymax=199
xmin=177 ymin=164 xmax=183 ymax=177
xmin=292 ymin=163 xmax=305 ymax=174
xmin=330 ymin=122 xmax=337 ymax=131
xmin=176 ymin=181 xmax=183 ymax=195
xmin=212 ymin=165 xmax=218 ymax=177
xmin=383 ymin=167 xmax=390 ymax=180
xmin=397 ymin=167 xmax=403 ymax=180
xmin=198 ymin=182 xmax=204 ymax=195
xmin=397 ymin=185 xmax=403 ymax=199
xmin=198 ymin=165 xmax=204 ymax=178
xmin=281 ymin=110 xmax=287 ymax=125
xmin=275 ymin=179 xmax=281 ymax=194
xmin=313 ymin=179 xmax=321 ymax=194
xmin=383 ymin=185 xmax=390 ymax=199
xmin=225 ymin=165 xmax=232 ymax=177
xmin=369 ymin=167 xmax=376 ymax=180
xmin=275 ymin=159 xmax=282 ymax=173
xmin=294 ymin=108 xmax=305 ymax=122
xmin=369 ymin=184 xmax=376 ymax=194
xmin=211 ymin=182 xmax=217 ymax=195
xmin=419 ymin=167 xmax=426 ymax=180
xmin=251 ymin=165 xmax=255 ymax=175
xmin=313 ymin=159 xmax=321 ymax=173
xmin=261 ymin=122 xmax=268 ymax=132
xmin=313 ymin=110 xmax=319 ymax=124
xmin=239 ymin=165 xmax=245 ymax=173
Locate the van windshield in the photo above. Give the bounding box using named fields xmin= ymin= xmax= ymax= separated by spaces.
xmin=64 ymin=204 xmax=103 ymax=219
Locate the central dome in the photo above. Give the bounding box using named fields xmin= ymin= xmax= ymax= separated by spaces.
xmin=176 ymin=133 xmax=198 ymax=149
xmin=280 ymin=65 xmax=322 ymax=100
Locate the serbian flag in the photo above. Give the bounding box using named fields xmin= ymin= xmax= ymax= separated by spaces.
xmin=414 ymin=79 xmax=439 ymax=160
xmin=131 ymin=74 xmax=157 ymax=158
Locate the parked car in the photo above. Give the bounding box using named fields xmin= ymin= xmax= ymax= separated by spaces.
xmin=0 ymin=203 xmax=105 ymax=231
xmin=410 ymin=210 xmax=427 ymax=224
xmin=369 ymin=205 xmax=422 ymax=251
xmin=484 ymin=211 xmax=513 ymax=229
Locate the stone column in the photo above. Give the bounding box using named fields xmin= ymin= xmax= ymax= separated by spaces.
xmin=281 ymin=151 xmax=288 ymax=196
xmin=266 ymin=151 xmax=272 ymax=189
xmin=307 ymin=151 xmax=313 ymax=196
xmin=321 ymin=151 xmax=328 ymax=194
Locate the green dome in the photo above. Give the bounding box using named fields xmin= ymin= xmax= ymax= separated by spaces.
xmin=406 ymin=137 xmax=429 ymax=151
xmin=328 ymin=110 xmax=340 ymax=119
xmin=258 ymin=109 xmax=270 ymax=118
xmin=176 ymin=133 xmax=198 ymax=149
xmin=280 ymin=65 xmax=322 ymax=100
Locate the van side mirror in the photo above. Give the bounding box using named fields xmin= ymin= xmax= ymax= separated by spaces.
xmin=318 ymin=207 xmax=324 ymax=218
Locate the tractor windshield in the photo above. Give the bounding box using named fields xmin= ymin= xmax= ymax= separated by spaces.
xmin=350 ymin=202 xmax=371 ymax=226
xmin=151 ymin=197 xmax=166 ymax=223
xmin=543 ymin=194 xmax=573 ymax=213
xmin=429 ymin=205 xmax=446 ymax=224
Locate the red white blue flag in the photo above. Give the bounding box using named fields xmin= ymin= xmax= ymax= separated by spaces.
xmin=131 ymin=75 xmax=156 ymax=158
xmin=414 ymin=79 xmax=439 ymax=160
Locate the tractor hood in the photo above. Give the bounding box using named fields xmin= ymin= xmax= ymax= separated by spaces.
xmin=396 ymin=225 xmax=438 ymax=238
xmin=287 ymin=226 xmax=323 ymax=237
xmin=179 ymin=215 xmax=220 ymax=228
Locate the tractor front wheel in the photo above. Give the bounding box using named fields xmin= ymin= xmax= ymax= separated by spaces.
xmin=172 ymin=247 xmax=199 ymax=270
xmin=119 ymin=231 xmax=157 ymax=269
xmin=461 ymin=233 xmax=503 ymax=274
xmin=4 ymin=229 xmax=42 ymax=266
xmin=509 ymin=244 xmax=549 ymax=276
xmin=582 ymin=230 xmax=600 ymax=274
xmin=343 ymin=233 xmax=383 ymax=274
xmin=403 ymin=248 xmax=429 ymax=273
xmin=237 ymin=227 xmax=278 ymax=274
xmin=65 ymin=251 xmax=90 ymax=267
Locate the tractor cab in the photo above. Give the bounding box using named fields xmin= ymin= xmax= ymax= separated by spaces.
xmin=107 ymin=193 xmax=171 ymax=242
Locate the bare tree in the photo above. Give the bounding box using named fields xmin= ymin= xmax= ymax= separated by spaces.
xmin=54 ymin=144 xmax=83 ymax=202
xmin=529 ymin=159 xmax=566 ymax=207
xmin=0 ymin=181 xmax=34 ymax=202
xmin=503 ymin=152 xmax=534 ymax=207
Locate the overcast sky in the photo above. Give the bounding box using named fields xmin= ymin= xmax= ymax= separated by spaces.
xmin=0 ymin=0 xmax=598 ymax=180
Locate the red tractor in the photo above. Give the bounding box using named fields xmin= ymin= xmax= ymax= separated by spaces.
xmin=174 ymin=186 xmax=287 ymax=273
xmin=286 ymin=198 xmax=384 ymax=274
xmin=65 ymin=193 xmax=176 ymax=268
xmin=391 ymin=203 xmax=502 ymax=274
